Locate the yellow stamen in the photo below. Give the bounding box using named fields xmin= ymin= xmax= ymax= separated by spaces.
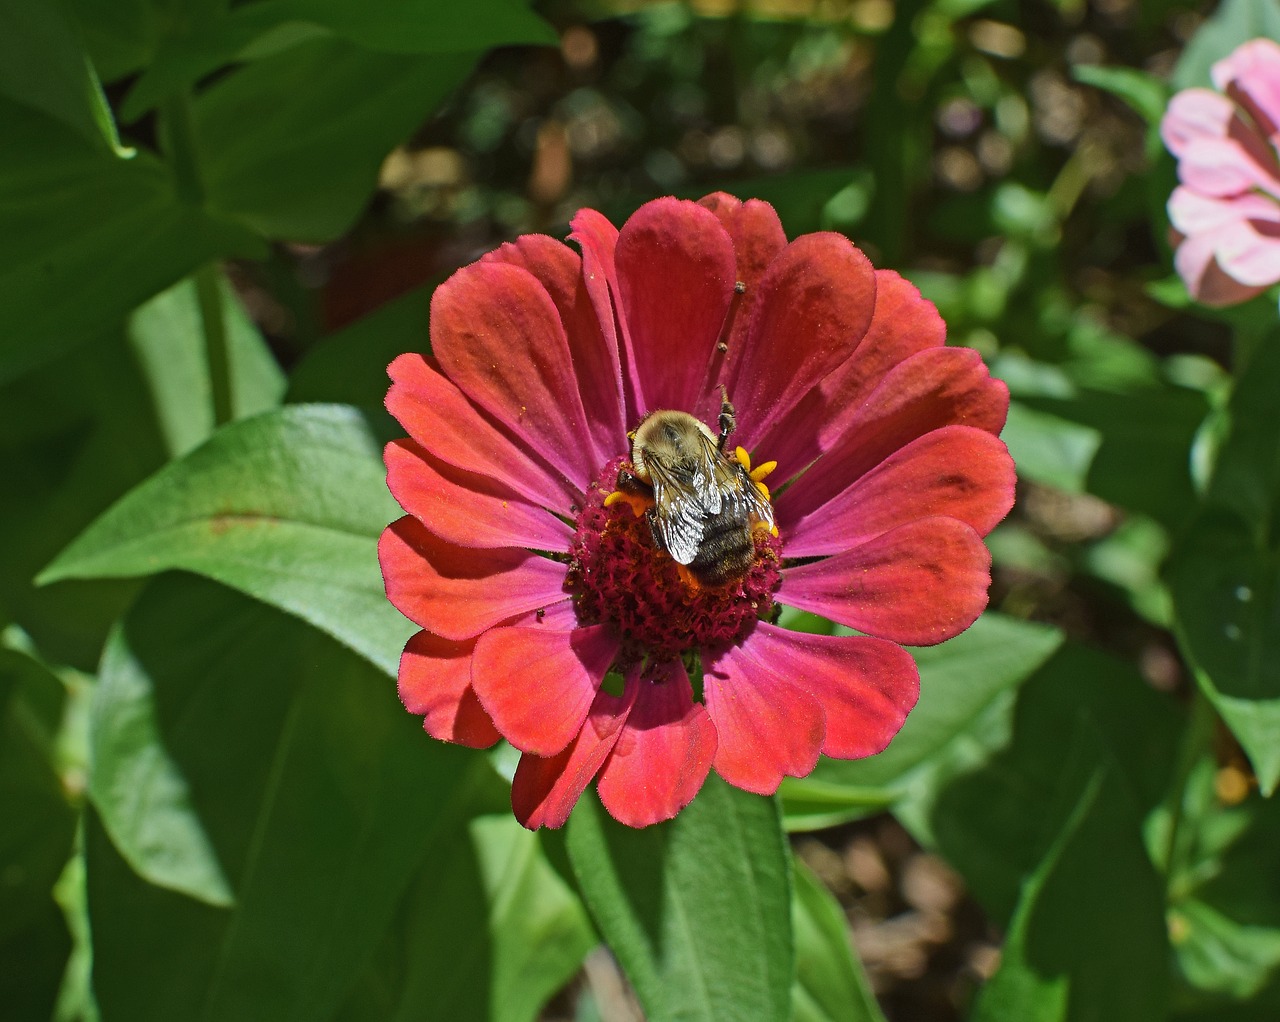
xmin=734 ymin=446 xmax=751 ymax=472
xmin=750 ymin=460 xmax=777 ymax=482
xmin=753 ymin=480 xmax=771 ymax=501
xmin=605 ymin=490 xmax=650 ymax=517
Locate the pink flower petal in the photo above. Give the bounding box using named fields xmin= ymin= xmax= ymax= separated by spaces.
xmin=725 ymin=232 xmax=876 ymax=450
xmin=1174 ymin=230 xmax=1270 ymax=306
xmin=597 ymin=660 xmax=717 ymax=826
xmin=614 ymin=197 xmax=738 ymax=415
xmin=570 ymin=207 xmax=646 ymax=426
xmin=780 ymin=517 xmax=992 ymax=646
xmin=781 ymin=425 xmax=1016 ymax=557
xmin=703 ymin=640 xmax=825 ymax=795
xmin=385 ymin=439 xmax=572 ymax=552
xmin=431 ymin=260 xmax=599 ymax=491
xmin=378 ymin=515 xmax=569 ymax=640
xmin=1213 ymin=38 xmax=1280 ymax=138
xmin=483 ymin=234 xmax=627 ymax=466
xmin=753 ymin=270 xmax=946 ymax=481
xmin=386 ymin=353 xmax=575 ymax=513
xmin=1161 ymin=88 xmax=1237 ymax=156
xmin=776 ymin=347 xmax=1010 ymax=522
xmin=1179 ymin=136 xmax=1280 ymax=200
xmin=398 ymin=631 xmax=500 ymax=748
xmin=735 ymin=623 xmax=919 ymax=760
xmin=471 ymin=623 xmax=620 ymax=756
xmin=1168 ymin=185 xmax=1280 ymax=234
xmin=1212 ymin=216 xmax=1280 ymax=287
xmin=512 ymin=685 xmax=635 ymax=830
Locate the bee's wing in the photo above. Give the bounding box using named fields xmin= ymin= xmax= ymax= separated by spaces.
xmin=710 ymin=445 xmax=775 ymax=531
xmin=645 ymin=441 xmax=725 ymax=565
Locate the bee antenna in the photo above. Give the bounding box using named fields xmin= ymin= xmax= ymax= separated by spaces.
xmin=698 ymin=280 xmax=746 ymax=415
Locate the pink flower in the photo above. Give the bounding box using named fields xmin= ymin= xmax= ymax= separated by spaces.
xmin=1161 ymin=38 xmax=1280 ymax=306
xmin=378 ymin=194 xmax=1015 ymax=829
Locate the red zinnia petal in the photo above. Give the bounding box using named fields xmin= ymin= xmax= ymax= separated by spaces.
xmin=379 ymin=516 xmax=569 ymax=641
xmin=781 ymin=425 xmax=1015 ymax=556
xmin=385 ymin=439 xmax=572 ymax=552
xmin=483 ymin=235 xmax=627 ymax=464
xmin=386 ymin=353 xmax=575 ymax=513
xmin=471 ymin=623 xmax=621 ymax=756
xmin=597 ymin=659 xmax=718 ymax=827
xmin=727 ymin=232 xmax=876 ymax=450
xmin=703 ymin=642 xmax=825 ymax=795
xmin=780 ymin=516 xmax=992 ymax=646
xmin=735 ymin=624 xmax=919 ymax=759
xmin=511 ymin=685 xmax=635 ymax=830
xmin=398 ymin=631 xmax=500 ymax=748
xmin=615 ymin=197 xmax=738 ymax=415
xmin=431 ymin=260 xmax=600 ymax=491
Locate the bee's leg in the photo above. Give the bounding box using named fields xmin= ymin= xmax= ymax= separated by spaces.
xmin=643 ymin=507 xmax=665 ymax=550
xmin=614 ymin=467 xmax=651 ymax=496
xmin=605 ymin=467 xmax=653 ymax=518
xmin=717 ymin=385 xmax=736 ymax=453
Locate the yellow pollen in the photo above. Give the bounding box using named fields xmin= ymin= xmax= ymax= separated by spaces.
xmin=604 ymin=490 xmax=650 ymax=517
xmin=734 ymin=446 xmax=752 ymax=472
xmin=753 ymin=480 xmax=771 ymax=501
xmin=750 ymin=460 xmax=777 ymax=482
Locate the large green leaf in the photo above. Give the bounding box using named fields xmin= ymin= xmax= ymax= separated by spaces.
xmin=790 ymin=862 xmax=885 ymax=1022
xmin=0 ymin=0 xmax=119 ymax=150
xmin=40 ymin=404 xmax=408 ymax=676
xmin=972 ymin=734 xmax=1169 ymax=1022
xmin=1173 ymin=0 xmax=1280 ymax=90
xmin=128 ymin=273 xmax=286 ymax=458
xmin=1169 ymin=342 xmax=1280 ymax=794
xmin=86 ymin=574 xmax=474 ymax=1021
xmin=781 ymin=614 xmax=1063 ymax=831
xmin=567 ymin=779 xmax=793 ymax=1022
xmin=0 ymin=100 xmax=261 ymax=383
xmin=190 ymin=39 xmax=475 ymax=240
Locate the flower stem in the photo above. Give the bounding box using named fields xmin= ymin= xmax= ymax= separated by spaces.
xmin=1160 ymin=686 xmax=1215 ymax=897
xmin=159 ymin=91 xmax=233 ymax=427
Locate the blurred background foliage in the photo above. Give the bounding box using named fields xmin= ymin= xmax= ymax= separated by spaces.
xmin=5 ymin=0 xmax=1280 ymax=1020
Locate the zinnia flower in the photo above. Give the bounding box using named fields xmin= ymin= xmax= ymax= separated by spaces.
xmin=379 ymin=194 xmax=1014 ymax=829
xmin=1161 ymin=38 xmax=1280 ymax=306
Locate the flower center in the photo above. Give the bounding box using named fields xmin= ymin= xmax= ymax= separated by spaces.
xmin=564 ymin=455 xmax=783 ymax=663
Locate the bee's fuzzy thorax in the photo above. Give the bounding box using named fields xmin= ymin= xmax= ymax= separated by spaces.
xmin=566 ymin=458 xmax=782 ymax=664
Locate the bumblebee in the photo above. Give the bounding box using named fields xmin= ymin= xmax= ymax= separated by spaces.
xmin=610 ymin=390 xmax=776 ymax=588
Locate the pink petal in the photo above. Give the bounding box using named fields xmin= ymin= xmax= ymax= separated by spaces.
xmin=702 ymin=640 xmax=825 ymax=795
xmin=1213 ymin=38 xmax=1280 ymax=138
xmin=753 ymin=270 xmax=946 ymax=481
xmin=1212 ymin=217 xmax=1280 ymax=286
xmin=1178 ymin=136 xmax=1280 ymax=200
xmin=398 ymin=631 xmax=500 ymax=748
xmin=378 ymin=515 xmax=569 ymax=641
xmin=735 ymin=624 xmax=919 ymax=760
xmin=431 ymin=260 xmax=599 ymax=491
xmin=779 ymin=517 xmax=992 ymax=646
xmin=597 ymin=660 xmax=717 ymax=826
xmin=776 ymin=347 xmax=1010 ymax=521
xmin=1168 ymin=185 xmax=1280 ymax=233
xmin=614 ymin=197 xmax=738 ymax=415
xmin=471 ymin=623 xmax=620 ymax=756
xmin=483 ymin=234 xmax=627 ymax=466
xmin=725 ymin=232 xmax=876 ymax=450
xmin=512 ymin=685 xmax=635 ymax=830
xmin=385 ymin=439 xmax=572 ymax=552
xmin=782 ymin=425 xmax=1016 ymax=557
xmin=570 ymin=207 xmax=645 ymax=426
xmin=386 ymin=353 xmax=575 ymax=513
xmin=1161 ymin=88 xmax=1238 ymax=156
xmin=1174 ymin=230 xmax=1270 ymax=306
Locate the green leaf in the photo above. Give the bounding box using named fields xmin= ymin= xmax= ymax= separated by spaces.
xmin=0 ymin=100 xmax=262 ymax=383
xmin=40 ymin=404 xmax=409 ymax=677
xmin=781 ymin=614 xmax=1063 ymax=831
xmin=972 ymin=734 xmax=1169 ymax=1022
xmin=790 ymin=862 xmax=886 ymax=1022
xmin=341 ymin=806 xmax=595 ymax=1022
xmin=86 ymin=574 xmax=475 ymax=1021
xmin=190 ymin=37 xmax=476 ymax=240
xmin=128 ymin=274 xmax=286 ymax=458
xmin=0 ymin=647 xmax=76 ymax=1020
xmin=1000 ymin=402 xmax=1100 ymax=493
xmin=0 ymin=0 xmax=120 ymax=150
xmin=567 ymin=778 xmax=793 ymax=1022
xmin=1072 ymin=64 xmax=1169 ymax=127
xmin=1173 ymin=0 xmax=1280 ymax=90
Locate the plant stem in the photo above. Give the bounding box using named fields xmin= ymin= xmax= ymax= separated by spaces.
xmin=159 ymin=91 xmax=233 ymax=427
xmin=1161 ymin=686 xmax=1216 ymax=897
